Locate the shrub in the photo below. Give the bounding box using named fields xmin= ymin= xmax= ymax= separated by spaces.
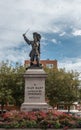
xmin=0 ymin=110 xmax=81 ymax=129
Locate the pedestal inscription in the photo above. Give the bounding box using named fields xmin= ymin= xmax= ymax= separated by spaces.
xmin=21 ymin=68 xmax=48 ymax=111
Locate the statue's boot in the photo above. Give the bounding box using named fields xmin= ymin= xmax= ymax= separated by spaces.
xmin=30 ymin=62 xmax=33 ymax=66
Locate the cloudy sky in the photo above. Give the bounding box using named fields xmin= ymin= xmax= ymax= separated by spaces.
xmin=0 ymin=0 xmax=81 ymax=74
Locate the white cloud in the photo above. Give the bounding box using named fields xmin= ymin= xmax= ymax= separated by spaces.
xmin=52 ymin=39 xmax=57 ymax=44
xmin=58 ymin=58 xmax=81 ymax=72
xmin=59 ymin=32 xmax=66 ymax=36
xmin=58 ymin=58 xmax=81 ymax=80
xmin=72 ymin=29 xmax=81 ymax=36
xmin=0 ymin=0 xmax=81 ymax=36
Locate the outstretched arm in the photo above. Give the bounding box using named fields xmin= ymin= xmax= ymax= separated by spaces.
xmin=23 ymin=34 xmax=31 ymax=45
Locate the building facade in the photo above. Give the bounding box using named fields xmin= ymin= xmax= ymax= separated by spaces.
xmin=25 ymin=59 xmax=57 ymax=69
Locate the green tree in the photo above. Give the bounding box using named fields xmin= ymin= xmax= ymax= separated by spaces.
xmin=45 ymin=68 xmax=80 ymax=112
xmin=0 ymin=61 xmax=13 ymax=112
xmin=11 ymin=62 xmax=25 ymax=107
xmin=0 ymin=61 xmax=25 ymax=112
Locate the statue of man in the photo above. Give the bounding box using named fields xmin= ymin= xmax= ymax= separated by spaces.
xmin=23 ymin=32 xmax=41 ymax=67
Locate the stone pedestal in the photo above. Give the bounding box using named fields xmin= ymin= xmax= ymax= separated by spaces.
xmin=21 ymin=67 xmax=48 ymax=111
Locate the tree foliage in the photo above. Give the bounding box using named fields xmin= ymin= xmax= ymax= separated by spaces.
xmin=0 ymin=61 xmax=25 ymax=112
xmin=0 ymin=61 xmax=80 ymax=113
xmin=45 ymin=68 xmax=80 ymax=111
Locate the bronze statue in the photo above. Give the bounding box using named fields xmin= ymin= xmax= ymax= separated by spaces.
xmin=23 ymin=32 xmax=41 ymax=67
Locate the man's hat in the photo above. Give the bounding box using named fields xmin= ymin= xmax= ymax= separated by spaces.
xmin=33 ymin=32 xmax=41 ymax=40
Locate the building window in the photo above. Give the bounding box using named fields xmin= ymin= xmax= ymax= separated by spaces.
xmin=46 ymin=64 xmax=54 ymax=68
xmin=58 ymin=105 xmax=64 ymax=110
